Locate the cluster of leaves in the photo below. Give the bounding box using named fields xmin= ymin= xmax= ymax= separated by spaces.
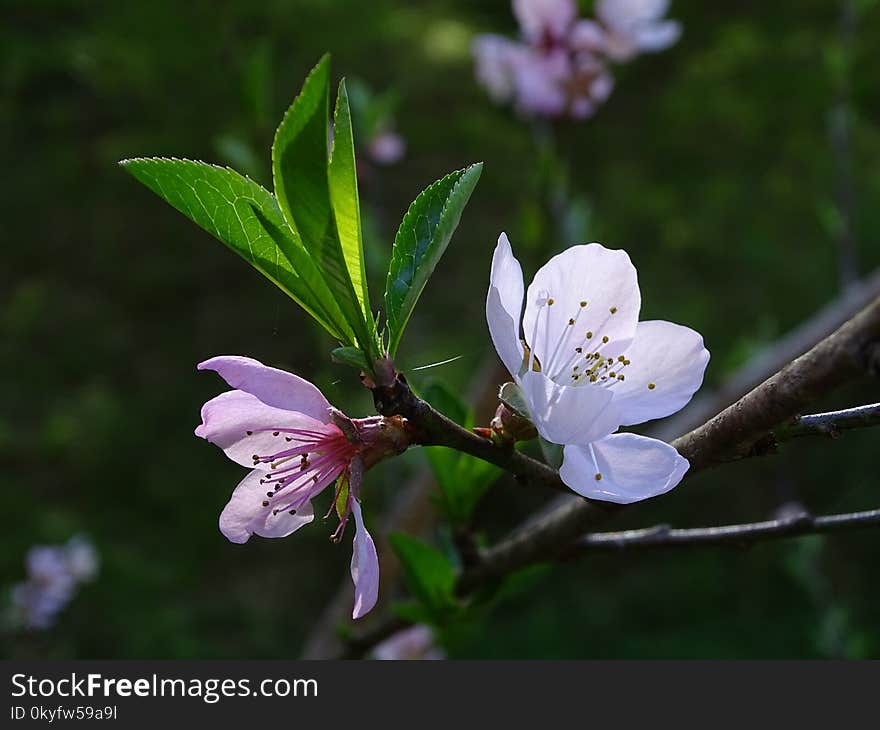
xmin=121 ymin=55 xmax=482 ymax=375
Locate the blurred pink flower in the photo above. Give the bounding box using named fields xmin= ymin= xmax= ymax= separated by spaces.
xmin=195 ymin=356 xmax=410 ymax=619
xmin=472 ymin=1 xmax=614 ymax=120
xmin=11 ymin=536 xmax=99 ymax=630
xmin=473 ymin=0 xmax=680 ymax=119
xmin=368 ymin=130 xmax=406 ymax=166
xmin=370 ymin=625 xmax=445 ymax=660
xmin=596 ymin=0 xmax=682 ymax=62
xmin=513 ymin=0 xmax=577 ymax=45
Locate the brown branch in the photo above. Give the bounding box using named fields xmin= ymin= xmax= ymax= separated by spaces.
xmin=373 ymin=373 xmax=589 ymax=496
xmin=651 ymin=268 xmax=880 ymax=443
xmin=567 ymin=507 xmax=880 ymax=554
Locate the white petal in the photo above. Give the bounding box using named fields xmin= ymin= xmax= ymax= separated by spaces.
xmin=350 ymin=500 xmax=379 ymax=620
xmin=195 ymin=390 xmax=330 ymax=467
xmin=597 ymin=0 xmax=670 ymax=30
xmin=219 ymin=469 xmax=315 ymax=544
xmin=634 ymin=20 xmax=681 ymax=52
xmin=486 ymin=233 xmax=526 ymax=377
xmin=522 ymin=244 xmax=640 ymax=378
xmin=560 ymin=433 xmax=688 ymax=503
xmin=611 ymin=320 xmax=710 ymax=426
xmin=198 ymin=355 xmax=332 ymax=422
xmin=519 ymin=369 xmax=621 ymax=445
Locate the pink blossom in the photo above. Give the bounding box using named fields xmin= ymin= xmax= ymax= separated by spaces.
xmin=11 ymin=536 xmax=99 ymax=630
xmin=596 ymin=0 xmax=682 ymax=62
xmin=195 ymin=356 xmax=407 ymax=619
xmin=370 ymin=625 xmax=445 ymax=660
xmin=368 ymin=130 xmax=406 ymax=166
xmin=473 ymin=0 xmax=681 ymax=119
xmin=472 ymin=1 xmax=614 ymax=120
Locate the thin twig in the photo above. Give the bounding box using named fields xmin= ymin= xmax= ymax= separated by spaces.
xmin=569 ymin=507 xmax=880 ymax=554
xmin=652 ymin=268 xmax=880 ymax=443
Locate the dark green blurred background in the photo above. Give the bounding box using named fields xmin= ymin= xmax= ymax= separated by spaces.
xmin=2 ymin=0 xmax=878 ymax=658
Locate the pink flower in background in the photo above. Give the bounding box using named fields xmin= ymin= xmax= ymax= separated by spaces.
xmin=473 ymin=0 xmax=613 ymax=119
xmin=370 ymin=625 xmax=445 ymax=660
xmin=472 ymin=0 xmax=679 ymax=119
xmin=11 ymin=536 xmax=99 ymax=630
xmin=196 ymin=356 xmax=407 ymax=619
xmin=596 ymin=0 xmax=682 ymax=62
xmin=368 ymin=130 xmax=406 ymax=166
xmin=512 ymin=0 xmax=577 ymax=45
xmin=486 ymin=233 xmax=708 ymax=503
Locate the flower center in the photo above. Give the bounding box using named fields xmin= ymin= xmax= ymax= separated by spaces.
xmin=530 ymin=292 xmax=633 ymax=390
xmin=248 ymin=426 xmax=359 ymax=517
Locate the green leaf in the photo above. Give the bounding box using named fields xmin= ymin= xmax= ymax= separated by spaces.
xmin=119 ymin=157 xmax=347 ymax=341
xmin=249 ymin=205 xmax=355 ymax=343
xmin=389 ymin=532 xmax=459 ymax=622
xmin=335 ymin=476 xmax=350 ymax=521
xmin=385 ymin=163 xmax=483 ymax=356
xmin=271 ymin=56 xmax=373 ymax=355
xmin=418 ymin=381 xmax=468 ymax=426
xmin=426 ymin=446 xmax=500 ymax=525
xmin=328 ymin=79 xmax=370 ymax=322
xmin=331 ymin=346 xmax=370 ymax=371
xmin=418 ymin=379 xmax=500 ymax=523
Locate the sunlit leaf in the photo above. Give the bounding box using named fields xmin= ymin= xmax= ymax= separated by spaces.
xmin=271 ymin=56 xmax=374 ymax=356
xmin=328 ymin=79 xmax=370 ymax=321
xmin=385 ymin=163 xmax=482 ymax=356
xmin=119 ymin=157 xmax=347 ymax=341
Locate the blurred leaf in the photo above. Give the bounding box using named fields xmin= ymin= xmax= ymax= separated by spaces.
xmin=213 ymin=133 xmax=264 ymax=182
xmin=419 ymin=380 xmax=468 ymax=425
xmin=389 ymin=532 xmax=459 ymax=622
xmin=119 ymin=158 xmax=349 ymax=341
xmin=384 ymin=163 xmax=482 ymax=356
xmin=418 ymin=380 xmax=500 ymax=524
xmin=242 ymin=40 xmax=273 ymax=128
xmin=271 ymin=55 xmax=375 ymax=358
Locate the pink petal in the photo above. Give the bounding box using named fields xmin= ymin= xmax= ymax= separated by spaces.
xmin=219 ymin=468 xmax=315 ymax=544
xmin=196 ymin=390 xmax=331 ymax=467
xmin=350 ymin=500 xmax=379 ymax=620
xmin=198 ymin=355 xmax=331 ymax=422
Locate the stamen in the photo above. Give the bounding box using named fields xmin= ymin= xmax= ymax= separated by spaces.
xmin=588 ymin=444 xmax=602 ymax=483
xmin=648 ymin=383 xmax=656 ymax=390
